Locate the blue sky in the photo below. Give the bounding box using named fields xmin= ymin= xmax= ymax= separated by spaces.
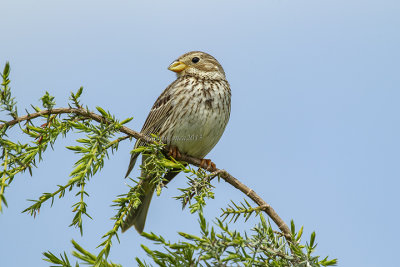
xmin=1 ymin=0 xmax=399 ymax=266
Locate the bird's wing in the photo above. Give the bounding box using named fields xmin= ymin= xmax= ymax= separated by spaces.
xmin=125 ymin=80 xmax=178 ymax=177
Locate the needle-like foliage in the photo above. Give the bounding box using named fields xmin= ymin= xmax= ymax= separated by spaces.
xmin=1 ymin=62 xmax=337 ymax=266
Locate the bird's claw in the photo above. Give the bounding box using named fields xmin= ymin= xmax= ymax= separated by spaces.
xmin=168 ymin=146 xmax=181 ymax=159
xmin=200 ymin=159 xmax=216 ymax=172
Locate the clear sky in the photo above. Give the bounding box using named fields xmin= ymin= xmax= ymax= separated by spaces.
xmin=1 ymin=0 xmax=399 ymax=266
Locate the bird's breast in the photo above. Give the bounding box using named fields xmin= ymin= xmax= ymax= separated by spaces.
xmin=162 ymin=77 xmax=231 ymax=158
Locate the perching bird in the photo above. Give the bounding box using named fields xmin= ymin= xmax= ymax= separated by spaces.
xmin=122 ymin=51 xmax=231 ymax=233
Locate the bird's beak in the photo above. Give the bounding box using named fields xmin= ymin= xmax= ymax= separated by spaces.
xmin=168 ymin=61 xmax=188 ymax=73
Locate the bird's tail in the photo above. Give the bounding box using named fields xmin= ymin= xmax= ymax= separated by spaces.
xmin=121 ymin=178 xmax=155 ymax=233
xmin=122 ymin=152 xmax=181 ymax=233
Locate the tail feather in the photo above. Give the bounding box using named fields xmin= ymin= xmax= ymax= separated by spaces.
xmin=126 ymin=137 xmax=143 ymax=178
xmin=125 ymin=152 xmax=139 ymax=178
xmin=121 ymin=181 xmax=155 ymax=233
xmin=122 ymin=149 xmax=182 ymax=233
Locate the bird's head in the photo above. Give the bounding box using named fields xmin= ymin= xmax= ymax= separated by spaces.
xmin=168 ymin=51 xmax=226 ymax=80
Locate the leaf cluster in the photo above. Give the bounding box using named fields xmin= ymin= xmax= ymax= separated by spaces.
xmin=136 ymin=212 xmax=337 ymax=267
xmin=1 ymin=62 xmax=337 ymax=266
xmin=43 ymin=240 xmax=121 ymax=267
xmin=0 ymin=62 xmax=18 ymax=120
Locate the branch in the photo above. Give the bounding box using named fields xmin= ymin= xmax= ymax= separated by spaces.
xmin=0 ymin=107 xmax=292 ymax=241
xmin=0 ymin=107 xmax=150 ymax=143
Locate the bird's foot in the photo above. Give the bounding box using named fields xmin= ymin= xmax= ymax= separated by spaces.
xmin=168 ymin=146 xmax=182 ymax=159
xmin=200 ymin=158 xmax=216 ymax=172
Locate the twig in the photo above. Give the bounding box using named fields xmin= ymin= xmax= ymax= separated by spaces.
xmin=0 ymin=107 xmax=292 ymax=241
xmin=0 ymin=150 xmax=8 ymax=212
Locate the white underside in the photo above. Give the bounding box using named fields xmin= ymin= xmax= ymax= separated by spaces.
xmin=162 ymin=77 xmax=230 ymax=158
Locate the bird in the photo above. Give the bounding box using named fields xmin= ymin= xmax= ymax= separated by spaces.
xmin=122 ymin=51 xmax=231 ymax=233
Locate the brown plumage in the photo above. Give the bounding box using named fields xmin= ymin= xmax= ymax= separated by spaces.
xmin=122 ymin=51 xmax=231 ymax=233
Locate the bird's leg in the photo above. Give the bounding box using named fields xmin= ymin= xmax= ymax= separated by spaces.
xmin=168 ymin=145 xmax=182 ymax=159
xmin=168 ymin=146 xmax=216 ymax=171
xmin=200 ymin=159 xmax=216 ymax=172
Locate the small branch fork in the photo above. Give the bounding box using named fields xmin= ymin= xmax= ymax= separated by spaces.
xmin=0 ymin=107 xmax=292 ymax=241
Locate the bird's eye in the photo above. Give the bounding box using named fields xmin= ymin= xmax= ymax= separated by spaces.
xmin=191 ymin=57 xmax=200 ymax=63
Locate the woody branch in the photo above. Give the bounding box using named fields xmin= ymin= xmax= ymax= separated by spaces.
xmin=0 ymin=107 xmax=292 ymax=241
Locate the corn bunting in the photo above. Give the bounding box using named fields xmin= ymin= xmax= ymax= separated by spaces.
xmin=122 ymin=51 xmax=231 ymax=233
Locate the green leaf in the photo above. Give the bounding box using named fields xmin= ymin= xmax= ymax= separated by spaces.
xmin=310 ymin=231 xmax=316 ymax=248
xmin=40 ymin=91 xmax=56 ymax=110
xmin=96 ymin=106 xmax=109 ymax=118
xmin=2 ymin=62 xmax=10 ymax=78
xmin=297 ymin=226 xmax=303 ymax=241
xmin=120 ymin=117 xmax=133 ymax=125
xmin=75 ymin=87 xmax=83 ymax=98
